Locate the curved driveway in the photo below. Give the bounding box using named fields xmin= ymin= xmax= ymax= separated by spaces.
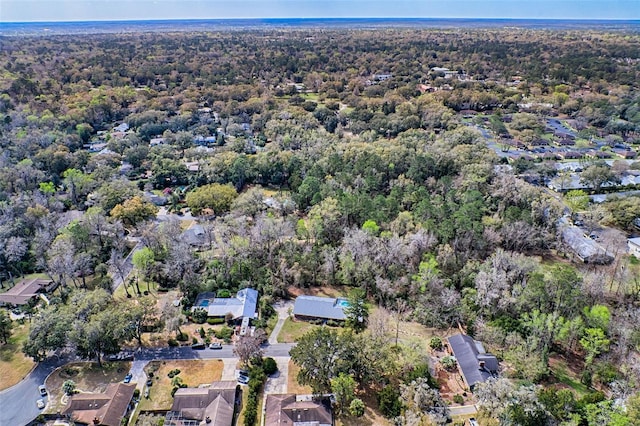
xmin=0 ymin=343 xmax=294 ymax=426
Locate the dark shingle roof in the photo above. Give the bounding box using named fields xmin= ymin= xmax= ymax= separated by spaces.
xmin=293 ymin=295 xmax=348 ymax=320
xmin=447 ymin=334 xmax=498 ymax=390
xmin=265 ymin=394 xmax=333 ymax=426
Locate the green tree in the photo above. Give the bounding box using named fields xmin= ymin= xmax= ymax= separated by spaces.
xmin=565 ymin=189 xmax=589 ymax=214
xmin=62 ymin=380 xmax=76 ymax=395
xmin=331 ymin=373 xmax=357 ymax=415
xmin=132 ymin=247 xmax=155 ymax=294
xmin=344 ymin=288 xmax=369 ymax=333
xmin=0 ymin=311 xmax=12 ymax=344
xmin=110 ymin=196 xmax=158 ymax=228
xmin=349 ymin=398 xmax=366 ymax=417
xmin=580 ymin=328 xmax=610 ymax=366
xmin=290 ymin=327 xmax=355 ymax=395
xmin=185 ymin=183 xmax=238 ymax=215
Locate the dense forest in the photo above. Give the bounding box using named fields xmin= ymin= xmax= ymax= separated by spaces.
xmin=1 ymin=27 xmax=640 ymax=426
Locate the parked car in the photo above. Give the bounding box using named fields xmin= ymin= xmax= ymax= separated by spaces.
xmin=146 ymin=379 xmax=153 ymax=386
xmin=237 ymin=370 xmax=250 ymax=385
xmin=191 ymin=342 xmax=206 ymax=350
xmin=209 ymin=342 xmax=222 ymax=349
xmin=469 ymin=418 xmax=479 ymax=426
xmin=123 ymin=373 xmax=133 ymax=383
xmin=36 ymin=399 xmax=45 ymax=409
xmin=38 ymin=385 xmax=47 ymax=396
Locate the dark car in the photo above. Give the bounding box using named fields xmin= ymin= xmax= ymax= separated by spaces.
xmin=39 ymin=385 xmax=47 ymax=396
xmin=191 ymin=342 xmax=206 ymax=350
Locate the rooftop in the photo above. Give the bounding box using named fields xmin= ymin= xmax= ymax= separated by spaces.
xmin=0 ymin=278 xmax=54 ymax=306
xmin=292 ymin=295 xmax=348 ymax=321
xmin=447 ymin=334 xmax=498 ymax=390
xmin=193 ymin=288 xmax=258 ymax=320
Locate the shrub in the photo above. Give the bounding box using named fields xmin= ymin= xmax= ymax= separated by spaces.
xmin=62 ymin=380 xmax=76 ymax=396
xmin=176 ymin=332 xmax=189 ymax=341
xmin=217 ymin=289 xmax=231 ymax=298
xmin=168 ymin=338 xmax=178 ymax=347
xmin=207 ymin=317 xmax=225 ymax=325
xmin=199 ymin=327 xmax=206 ymax=338
xmin=429 ymin=337 xmax=443 ymax=351
xmin=326 ymin=319 xmax=340 ymax=327
xmin=349 ymin=398 xmax=366 ymax=417
xmin=377 ymin=385 xmax=402 ymax=418
xmin=216 ymin=326 xmax=234 ymax=342
xmin=133 ymin=389 xmax=140 ymax=398
xmin=192 ymin=308 xmax=209 ymax=324
xmin=441 ymin=355 xmax=457 ymax=371
xmin=263 ymin=357 xmax=278 ymax=376
xmin=453 ymin=394 xmax=464 ymax=404
xmin=192 ymin=337 xmax=198 ymax=344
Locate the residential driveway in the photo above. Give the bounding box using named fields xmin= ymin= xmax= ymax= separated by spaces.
xmin=263 ymin=357 xmax=289 ymax=394
xmin=129 ymin=360 xmax=149 ymax=391
xmin=268 ymin=300 xmax=294 ymax=344
xmin=221 ymin=359 xmax=238 ymax=380
xmin=449 ymin=405 xmax=478 ymax=416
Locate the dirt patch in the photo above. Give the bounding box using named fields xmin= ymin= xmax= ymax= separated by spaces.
xmin=45 ymin=361 xmax=131 ymax=414
xmin=138 ymin=359 xmax=223 ymax=411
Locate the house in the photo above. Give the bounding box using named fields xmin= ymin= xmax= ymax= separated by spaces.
xmin=292 ymin=295 xmax=348 ymax=322
xmin=62 ymin=382 xmax=136 ymax=426
xmin=144 ymin=191 xmax=168 ymax=206
xmin=0 ymin=278 xmax=55 ymax=306
xmin=264 ymin=394 xmax=333 ymax=426
xmin=629 ymin=238 xmax=640 ymax=258
xmin=182 ymin=224 xmax=208 ymax=248
xmin=558 ymin=217 xmax=614 ymax=264
xmin=193 ymin=288 xmax=258 ymax=322
xmin=150 ymin=137 xmax=166 ymax=147
xmin=447 ymin=334 xmax=499 ymax=391
xmin=113 ymin=123 xmax=129 ymax=133
xmin=165 ymin=381 xmax=237 ymax=426
xmin=612 ymin=148 xmax=637 ymax=159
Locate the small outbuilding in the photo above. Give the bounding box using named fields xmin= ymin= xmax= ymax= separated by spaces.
xmin=628 ymin=237 xmax=640 ymax=258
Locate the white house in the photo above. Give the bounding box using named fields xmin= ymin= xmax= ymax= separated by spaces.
xmin=628 ymin=238 xmax=640 ymax=258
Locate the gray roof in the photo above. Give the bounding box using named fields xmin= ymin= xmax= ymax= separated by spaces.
xmin=171 ymin=381 xmax=236 ymax=426
xmin=447 ymin=334 xmax=498 ymax=390
xmin=182 ymin=224 xmax=206 ymax=247
xmin=293 ymin=295 xmax=348 ymax=321
xmin=194 ymin=288 xmax=258 ymax=320
xmin=558 ymin=217 xmax=614 ymax=264
xmin=629 ymin=237 xmax=640 ymax=247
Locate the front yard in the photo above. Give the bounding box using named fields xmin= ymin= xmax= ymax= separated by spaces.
xmin=0 ymin=320 xmax=34 ymax=390
xmin=45 ymin=361 xmax=131 ymax=414
xmin=138 ymin=359 xmax=224 ymax=411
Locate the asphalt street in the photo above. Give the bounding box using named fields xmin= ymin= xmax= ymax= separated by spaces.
xmin=0 ymin=343 xmax=294 ymax=426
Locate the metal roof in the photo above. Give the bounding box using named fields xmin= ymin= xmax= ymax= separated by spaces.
xmin=292 ymin=295 xmax=348 ymax=321
xmin=447 ymin=334 xmax=498 ymax=390
xmin=194 ymin=288 xmax=258 ymax=320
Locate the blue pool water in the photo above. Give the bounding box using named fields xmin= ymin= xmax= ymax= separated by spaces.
xmin=337 ymin=299 xmax=349 ymax=308
xmin=199 ymin=300 xmax=210 ymax=307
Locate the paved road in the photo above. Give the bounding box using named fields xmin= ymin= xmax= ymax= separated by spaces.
xmin=0 ymin=352 xmax=77 ymax=426
xmin=0 ymin=343 xmax=294 ymax=426
xmin=111 ymin=239 xmax=142 ymax=293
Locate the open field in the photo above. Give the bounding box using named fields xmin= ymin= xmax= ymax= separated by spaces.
xmin=138 ymin=359 xmax=223 ymax=410
xmin=0 ymin=321 xmax=35 ymax=390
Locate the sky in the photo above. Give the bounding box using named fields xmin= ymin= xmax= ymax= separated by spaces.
xmin=1 ymin=0 xmax=639 ymax=22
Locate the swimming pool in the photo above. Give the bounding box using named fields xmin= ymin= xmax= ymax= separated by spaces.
xmin=337 ymin=299 xmax=350 ymax=308
xmin=199 ymin=300 xmax=210 ymax=307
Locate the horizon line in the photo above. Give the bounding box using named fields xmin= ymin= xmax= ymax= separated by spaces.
xmin=3 ymin=17 xmax=640 ymax=24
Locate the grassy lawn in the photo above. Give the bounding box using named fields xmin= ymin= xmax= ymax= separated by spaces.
xmin=287 ymin=360 xmax=312 ymax=394
xmin=549 ymin=356 xmax=590 ymax=396
xmin=0 ymin=320 xmax=35 ymax=390
xmin=138 ymin=359 xmax=223 ymax=410
xmin=277 ymin=318 xmax=321 ymax=343
xmin=45 ymin=361 xmax=131 ymax=414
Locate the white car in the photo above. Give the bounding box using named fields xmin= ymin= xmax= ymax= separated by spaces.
xmin=469 ymin=418 xmax=479 ymax=426
xmin=36 ymin=399 xmax=45 ymax=409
